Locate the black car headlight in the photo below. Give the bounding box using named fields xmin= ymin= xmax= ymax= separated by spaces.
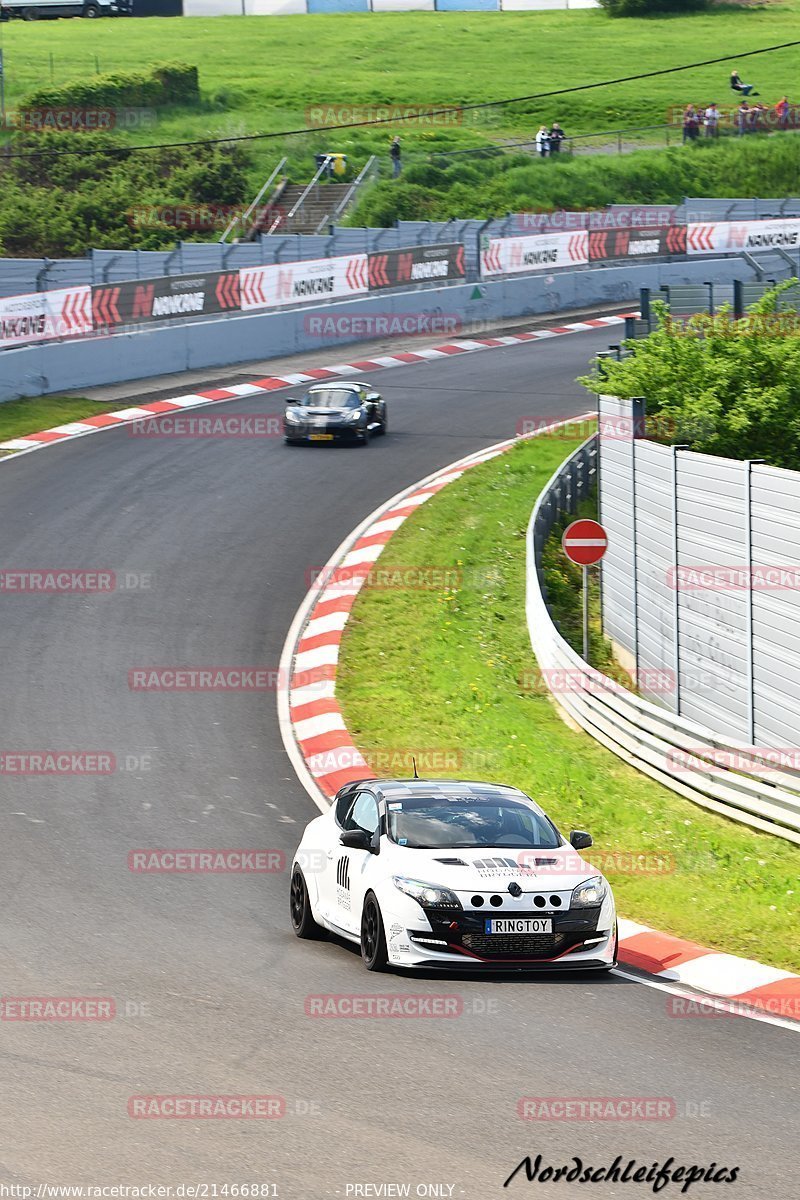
xmin=571 ymin=876 xmax=607 ymax=908
xmin=284 ymin=409 xmax=302 ymax=425
xmin=393 ymin=876 xmax=462 ymax=910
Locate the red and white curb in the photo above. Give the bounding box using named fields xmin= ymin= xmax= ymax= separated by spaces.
xmin=0 ymin=314 xmax=628 ymax=459
xmin=277 ymin=422 xmax=800 ymax=1028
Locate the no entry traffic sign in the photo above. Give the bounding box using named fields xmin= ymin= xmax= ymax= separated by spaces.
xmin=562 ymin=519 xmax=608 ymax=567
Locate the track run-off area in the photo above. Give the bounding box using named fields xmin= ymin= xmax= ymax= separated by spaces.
xmin=0 ymin=323 xmax=795 ymax=1197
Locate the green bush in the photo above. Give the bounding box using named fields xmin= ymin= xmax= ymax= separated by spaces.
xmin=599 ymin=0 xmax=707 ymax=15
xmin=26 ymin=63 xmax=200 ymax=111
xmin=579 ymin=284 xmax=800 ymax=470
xmin=0 ymin=131 xmax=249 ymax=256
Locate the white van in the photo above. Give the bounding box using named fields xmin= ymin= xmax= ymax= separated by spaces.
xmin=1 ymin=0 xmax=130 ymax=17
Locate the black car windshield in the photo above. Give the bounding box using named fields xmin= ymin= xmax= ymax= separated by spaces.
xmin=303 ymin=388 xmax=360 ymax=409
xmin=385 ymin=795 xmax=560 ymax=849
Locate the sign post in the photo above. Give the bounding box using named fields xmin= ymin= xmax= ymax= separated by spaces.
xmin=561 ymin=518 xmax=608 ymax=664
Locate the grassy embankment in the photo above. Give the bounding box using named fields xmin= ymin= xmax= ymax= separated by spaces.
xmin=336 ymin=432 xmax=800 ymax=970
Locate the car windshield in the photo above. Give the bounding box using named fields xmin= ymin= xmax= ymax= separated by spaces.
xmin=385 ymin=795 xmax=560 ymax=850
xmin=303 ymin=388 xmax=360 ymax=409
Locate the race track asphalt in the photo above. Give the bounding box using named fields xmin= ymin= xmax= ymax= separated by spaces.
xmin=0 ymin=327 xmax=794 ymax=1199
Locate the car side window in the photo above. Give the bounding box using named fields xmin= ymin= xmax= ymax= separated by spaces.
xmin=335 ymin=787 xmax=357 ymax=827
xmin=344 ymin=792 xmax=380 ymax=836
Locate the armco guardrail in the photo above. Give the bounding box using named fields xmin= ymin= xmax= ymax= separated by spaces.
xmin=526 ymin=435 xmax=800 ymax=845
xmin=0 ymin=243 xmax=466 ymax=352
xmin=0 ymin=255 xmax=781 ymax=404
xmin=5 ymin=206 xmax=799 ymax=354
xmin=480 ymin=214 xmax=800 ymax=278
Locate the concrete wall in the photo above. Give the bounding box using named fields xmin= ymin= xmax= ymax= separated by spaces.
xmin=0 ymin=255 xmax=771 ymax=403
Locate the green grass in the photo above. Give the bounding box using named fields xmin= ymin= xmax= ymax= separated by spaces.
xmin=350 ymin=136 xmax=800 ymax=225
xmin=4 ymin=9 xmax=800 ymax=250
xmin=3 ymin=6 xmax=800 ymax=176
xmin=0 ymin=394 xmax=118 ymax=443
xmin=336 ymin=434 xmax=800 ymax=971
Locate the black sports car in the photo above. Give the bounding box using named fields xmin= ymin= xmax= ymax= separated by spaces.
xmin=284 ymin=382 xmax=387 ymax=446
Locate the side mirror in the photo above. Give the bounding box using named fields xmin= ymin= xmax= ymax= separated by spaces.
xmin=367 ymin=392 xmax=380 ymax=403
xmin=340 ymin=828 xmax=378 ymax=852
xmin=286 ymin=397 xmax=300 ymax=406
xmin=569 ymin=830 xmax=593 ymax=850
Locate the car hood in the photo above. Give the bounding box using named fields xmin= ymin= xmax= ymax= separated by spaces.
xmin=384 ymin=844 xmax=600 ymax=892
xmin=290 ymin=406 xmax=354 ymax=418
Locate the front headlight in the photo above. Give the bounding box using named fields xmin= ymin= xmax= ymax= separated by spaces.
xmin=345 ymin=409 xmax=362 ymax=423
xmin=284 ymin=408 xmax=302 ymax=424
xmin=571 ymin=876 xmax=607 ymax=908
xmin=393 ymin=876 xmax=462 ymax=909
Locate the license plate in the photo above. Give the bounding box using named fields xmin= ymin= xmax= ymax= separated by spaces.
xmin=484 ymin=918 xmax=552 ymax=934
xmin=309 ymin=433 xmax=334 ymax=441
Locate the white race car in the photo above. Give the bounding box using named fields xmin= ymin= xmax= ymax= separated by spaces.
xmin=290 ymin=778 xmax=617 ymax=972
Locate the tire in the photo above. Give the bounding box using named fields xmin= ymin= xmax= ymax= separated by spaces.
xmin=83 ymin=3 xmax=101 ymax=15
xmin=290 ymin=866 xmax=324 ymax=940
xmin=360 ymin=893 xmax=388 ymax=971
xmin=379 ymin=410 xmax=388 ymax=436
xmin=358 ymin=427 xmax=370 ymax=447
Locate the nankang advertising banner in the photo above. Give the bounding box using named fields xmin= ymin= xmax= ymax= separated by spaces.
xmin=367 ymin=243 xmax=465 ymax=290
xmin=589 ymin=226 xmax=687 ymax=261
xmin=92 ymin=271 xmax=241 ymax=330
xmin=480 ymin=232 xmax=589 ymax=277
xmin=0 ymin=285 xmax=92 ymax=350
xmin=687 ymin=219 xmax=800 ymax=255
xmin=239 ymin=256 xmax=368 ymax=312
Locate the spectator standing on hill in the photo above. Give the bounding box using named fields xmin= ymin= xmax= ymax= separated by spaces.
xmin=682 ymin=105 xmax=699 ymax=142
xmin=549 ymin=122 xmax=565 ymax=154
xmin=730 ymin=68 xmax=759 ymax=97
xmin=776 ymin=96 xmax=791 ymax=131
xmin=390 ymin=136 xmax=402 ymax=178
xmin=535 ymin=125 xmax=550 ymax=157
xmin=703 ymin=103 xmax=719 ymax=138
xmin=736 ymin=101 xmax=750 ymax=136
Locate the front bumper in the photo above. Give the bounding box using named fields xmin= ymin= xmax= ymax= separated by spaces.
xmin=386 ymin=904 xmax=616 ymax=971
xmin=284 ymin=421 xmax=364 ymax=443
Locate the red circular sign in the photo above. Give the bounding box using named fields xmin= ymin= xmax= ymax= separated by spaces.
xmin=562 ymin=518 xmax=608 ymax=566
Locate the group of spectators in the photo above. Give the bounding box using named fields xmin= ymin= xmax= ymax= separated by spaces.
xmin=681 ymin=68 xmax=795 ymax=142
xmin=682 ymin=98 xmax=794 ymax=141
xmin=534 ymin=123 xmax=566 ymax=158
